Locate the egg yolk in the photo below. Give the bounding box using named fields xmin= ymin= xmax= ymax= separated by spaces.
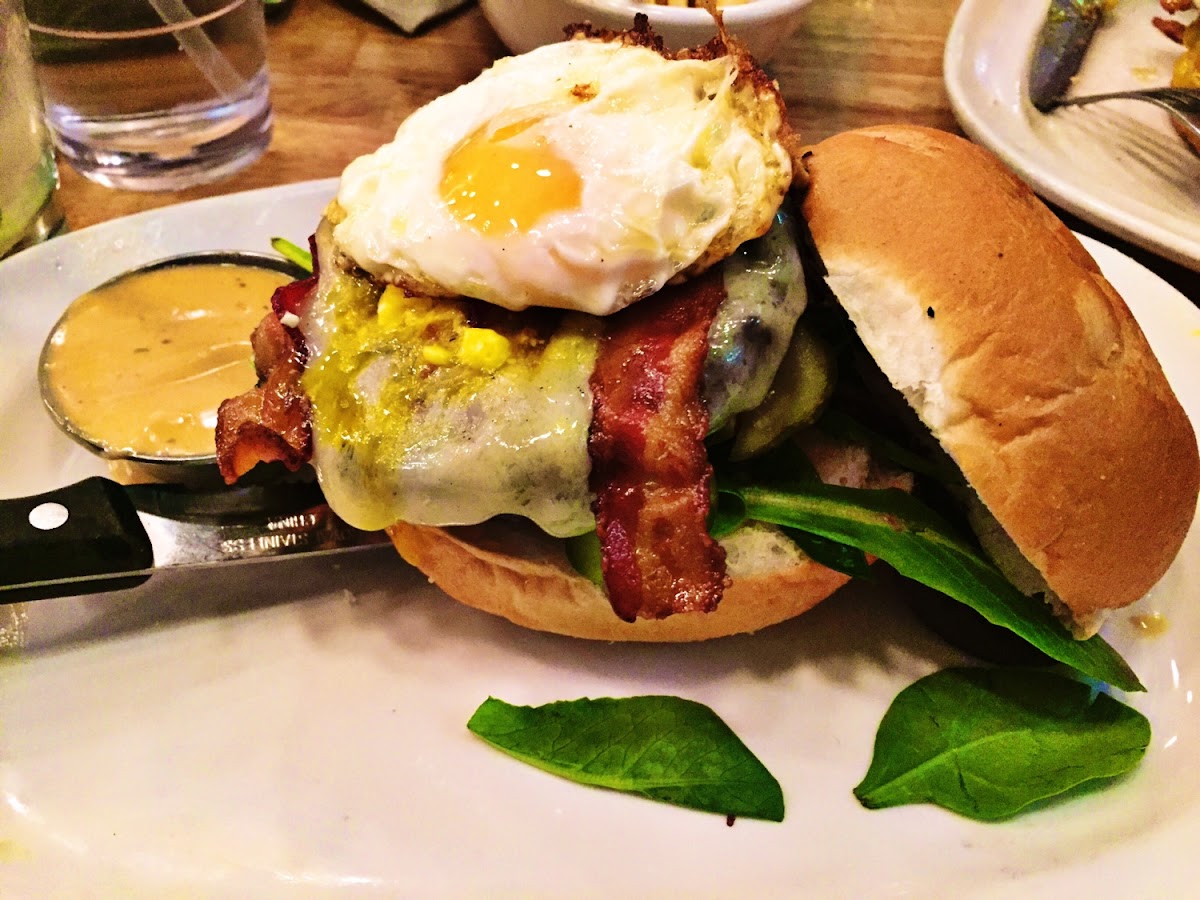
xmin=440 ymin=117 xmax=582 ymax=235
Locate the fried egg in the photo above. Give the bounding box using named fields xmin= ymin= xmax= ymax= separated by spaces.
xmin=332 ymin=32 xmax=794 ymax=315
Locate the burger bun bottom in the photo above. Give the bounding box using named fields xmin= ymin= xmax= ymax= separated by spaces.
xmin=386 ymin=519 xmax=854 ymax=642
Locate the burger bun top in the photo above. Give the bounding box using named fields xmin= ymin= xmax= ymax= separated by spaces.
xmin=801 ymin=124 xmax=1200 ymax=633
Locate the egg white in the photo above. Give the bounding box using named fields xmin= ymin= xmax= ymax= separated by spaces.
xmin=332 ymin=37 xmax=792 ymax=315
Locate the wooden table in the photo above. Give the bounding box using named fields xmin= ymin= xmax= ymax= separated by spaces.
xmin=53 ymin=0 xmax=1199 ymax=301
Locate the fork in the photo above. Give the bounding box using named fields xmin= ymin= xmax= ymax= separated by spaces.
xmin=1044 ymin=88 xmax=1200 ymax=144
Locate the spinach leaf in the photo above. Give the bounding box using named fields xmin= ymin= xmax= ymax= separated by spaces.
xmin=716 ymin=441 xmax=871 ymax=576
xmin=708 ymin=489 xmax=748 ymax=540
xmin=564 ymin=531 xmax=604 ymax=587
xmin=782 ymin=527 xmax=873 ymax=579
xmin=467 ymin=696 xmax=785 ymax=822
xmin=855 ymin=668 xmax=1151 ymax=820
xmin=720 ymin=482 xmax=1142 ymax=692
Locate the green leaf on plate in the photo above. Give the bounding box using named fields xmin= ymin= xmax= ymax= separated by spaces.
xmin=855 ymin=667 xmax=1151 ymax=821
xmin=722 ymin=481 xmax=1143 ymax=692
xmin=467 ymin=695 xmax=785 ymax=822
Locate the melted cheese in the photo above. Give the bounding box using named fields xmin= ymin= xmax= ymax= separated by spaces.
xmin=300 ymin=224 xmax=598 ymax=536
xmin=300 ymin=214 xmax=805 ymax=536
xmin=705 ymin=209 xmax=808 ymax=431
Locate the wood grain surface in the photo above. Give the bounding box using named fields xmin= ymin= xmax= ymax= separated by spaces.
xmin=48 ymin=0 xmax=1198 ymax=300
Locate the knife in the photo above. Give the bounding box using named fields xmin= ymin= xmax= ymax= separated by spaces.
xmin=1029 ymin=0 xmax=1107 ymax=112
xmin=0 ymin=476 xmax=389 ymax=604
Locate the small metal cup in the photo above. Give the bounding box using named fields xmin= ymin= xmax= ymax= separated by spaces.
xmin=39 ymin=250 xmax=307 ymax=487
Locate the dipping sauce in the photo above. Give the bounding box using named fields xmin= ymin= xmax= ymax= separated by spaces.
xmin=1129 ymin=611 xmax=1170 ymax=638
xmin=41 ymin=262 xmax=292 ymax=459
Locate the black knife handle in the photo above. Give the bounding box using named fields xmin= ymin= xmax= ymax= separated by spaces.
xmin=0 ymin=477 xmax=154 ymax=604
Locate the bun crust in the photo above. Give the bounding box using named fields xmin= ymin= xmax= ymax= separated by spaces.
xmin=386 ymin=520 xmax=852 ymax=642
xmin=802 ymin=125 xmax=1200 ymax=628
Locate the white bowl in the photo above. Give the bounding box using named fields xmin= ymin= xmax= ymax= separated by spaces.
xmin=479 ymin=0 xmax=814 ymax=63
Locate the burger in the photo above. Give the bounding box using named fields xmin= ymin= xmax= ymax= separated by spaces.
xmin=216 ymin=17 xmax=1199 ymax=654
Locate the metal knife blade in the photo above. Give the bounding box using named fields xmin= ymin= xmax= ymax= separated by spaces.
xmin=1029 ymin=0 xmax=1107 ymax=112
xmin=0 ymin=476 xmax=389 ymax=603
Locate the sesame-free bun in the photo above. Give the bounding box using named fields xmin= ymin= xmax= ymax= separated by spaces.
xmin=387 ymin=519 xmax=853 ymax=642
xmin=386 ymin=432 xmax=912 ymax=641
xmin=801 ymin=125 xmax=1200 ymax=632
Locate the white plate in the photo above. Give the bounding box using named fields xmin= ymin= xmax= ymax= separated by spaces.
xmin=945 ymin=0 xmax=1200 ymax=271
xmin=1 ymin=182 xmax=1198 ymax=897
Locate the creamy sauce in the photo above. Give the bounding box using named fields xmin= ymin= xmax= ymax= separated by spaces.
xmin=301 ymin=223 xmax=599 ymax=536
xmin=1130 ymin=612 xmax=1169 ymax=638
xmin=42 ymin=264 xmax=289 ymax=458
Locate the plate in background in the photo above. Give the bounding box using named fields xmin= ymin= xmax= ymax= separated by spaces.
xmin=0 ymin=183 xmax=1198 ymax=896
xmin=945 ymin=0 xmax=1200 ymax=270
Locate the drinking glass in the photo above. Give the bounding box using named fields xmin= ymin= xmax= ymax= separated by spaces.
xmin=0 ymin=0 xmax=64 ymax=258
xmin=25 ymin=0 xmax=273 ymax=191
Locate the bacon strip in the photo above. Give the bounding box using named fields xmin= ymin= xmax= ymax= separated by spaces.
xmin=1154 ymin=15 xmax=1187 ymax=41
xmin=215 ymin=255 xmax=318 ymax=484
xmin=588 ymin=271 xmax=728 ymax=622
xmin=1154 ymin=0 xmax=1195 ymax=40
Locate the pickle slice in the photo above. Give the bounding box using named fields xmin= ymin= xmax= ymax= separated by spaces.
xmin=730 ymin=325 xmax=834 ymax=461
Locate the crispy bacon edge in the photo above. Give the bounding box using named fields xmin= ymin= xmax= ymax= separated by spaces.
xmin=588 ymin=270 xmax=729 ymax=622
xmin=215 ymin=247 xmax=317 ymax=484
xmin=1154 ymin=16 xmax=1187 ymax=41
xmin=1155 ymin=0 xmax=1195 ymax=42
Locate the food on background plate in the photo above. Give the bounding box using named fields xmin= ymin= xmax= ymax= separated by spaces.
xmin=1153 ymin=0 xmax=1198 ymax=57
xmin=217 ymin=18 xmax=1196 ymax=668
xmin=1153 ymin=0 xmax=1200 ymax=153
xmin=1027 ymin=0 xmax=1109 ymax=111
